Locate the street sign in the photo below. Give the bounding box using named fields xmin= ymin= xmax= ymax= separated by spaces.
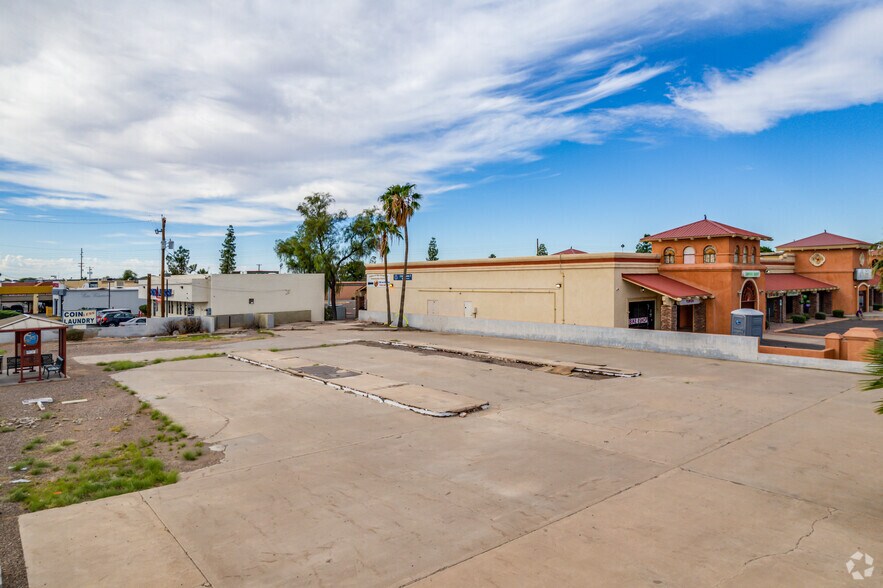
xmin=855 ymin=268 xmax=873 ymax=281
xmin=741 ymin=270 xmax=761 ymax=278
xmin=61 ymin=310 xmax=97 ymax=325
xmin=367 ymin=274 xmax=389 ymax=286
xmin=393 ymin=274 xmax=412 ymax=281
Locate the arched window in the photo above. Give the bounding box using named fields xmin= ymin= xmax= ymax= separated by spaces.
xmin=703 ymin=246 xmax=716 ymax=264
xmin=734 ymin=246 xmax=740 ymax=264
xmin=742 ymin=246 xmax=748 ymax=264
xmin=663 ymin=247 xmax=675 ymax=264
xmin=750 ymin=247 xmax=756 ymax=264
xmin=683 ymin=246 xmax=696 ymax=264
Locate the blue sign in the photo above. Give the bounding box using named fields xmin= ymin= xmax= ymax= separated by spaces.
xmin=150 ymin=288 xmax=173 ymax=297
xmin=393 ymin=274 xmax=412 ymax=281
xmin=23 ymin=331 xmax=39 ymax=346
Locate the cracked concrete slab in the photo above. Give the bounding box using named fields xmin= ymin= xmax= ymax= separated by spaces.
xmin=19 ymin=494 xmax=208 ymax=588
xmin=17 ymin=324 xmax=881 ymax=587
xmin=327 ymin=373 xmax=405 ymax=392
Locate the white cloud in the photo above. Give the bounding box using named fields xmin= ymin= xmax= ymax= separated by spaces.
xmin=0 ymin=254 xmax=154 ymax=280
xmin=673 ymin=4 xmax=883 ymax=133
xmin=0 ymin=1 xmax=866 ymax=224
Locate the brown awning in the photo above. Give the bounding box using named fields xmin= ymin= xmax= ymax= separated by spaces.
xmin=622 ymin=274 xmax=712 ymax=301
xmin=765 ymin=274 xmax=837 ymax=294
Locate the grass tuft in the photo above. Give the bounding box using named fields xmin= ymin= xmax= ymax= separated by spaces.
xmin=99 ymin=353 xmax=225 ymax=372
xmin=23 ymin=437 xmax=45 ymax=451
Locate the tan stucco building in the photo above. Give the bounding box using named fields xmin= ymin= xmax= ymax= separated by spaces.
xmin=138 ymin=273 xmax=325 ymax=322
xmin=366 ymin=219 xmax=881 ymax=335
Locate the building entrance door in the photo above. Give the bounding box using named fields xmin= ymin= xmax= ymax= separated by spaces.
xmin=858 ymin=289 xmax=866 ymax=312
xmin=741 ymin=281 xmax=758 ymax=309
xmin=677 ymin=305 xmax=693 ymax=331
xmin=628 ymin=300 xmax=654 ymax=329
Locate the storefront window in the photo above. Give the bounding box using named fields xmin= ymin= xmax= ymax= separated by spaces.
xmin=663 ymin=248 xmax=675 ymax=264
xmin=703 ymin=246 xmax=716 ymax=264
xmin=683 ymin=246 xmax=696 ymax=264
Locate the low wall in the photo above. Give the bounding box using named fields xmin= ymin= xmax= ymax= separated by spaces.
xmin=274 ymin=310 xmax=312 ymax=325
xmin=758 ymin=345 xmax=836 ymax=359
xmin=359 ymin=311 xmax=759 ymax=362
xmin=92 ymin=316 xmax=216 ymax=338
xmin=359 ymin=311 xmax=871 ymax=374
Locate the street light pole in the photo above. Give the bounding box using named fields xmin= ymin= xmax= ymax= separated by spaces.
xmin=156 ymin=216 xmax=167 ymax=318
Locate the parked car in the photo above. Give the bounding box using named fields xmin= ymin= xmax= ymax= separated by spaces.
xmin=96 ymin=308 xmax=132 ymax=317
xmin=97 ymin=312 xmax=136 ymax=326
xmin=119 ymin=317 xmax=147 ymax=327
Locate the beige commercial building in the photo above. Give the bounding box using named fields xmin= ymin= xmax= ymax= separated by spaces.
xmin=366 ymin=253 xmax=662 ymax=329
xmin=139 ymin=273 xmax=325 ymax=323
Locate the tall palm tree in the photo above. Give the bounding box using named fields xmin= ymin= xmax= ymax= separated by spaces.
xmin=374 ymin=217 xmax=400 ymax=326
xmin=381 ymin=183 xmax=421 ymax=328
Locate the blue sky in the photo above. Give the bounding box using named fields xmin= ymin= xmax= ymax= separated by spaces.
xmin=0 ymin=1 xmax=881 ymax=278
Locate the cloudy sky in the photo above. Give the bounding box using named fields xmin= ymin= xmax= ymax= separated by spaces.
xmin=1 ymin=1 xmax=882 ymax=278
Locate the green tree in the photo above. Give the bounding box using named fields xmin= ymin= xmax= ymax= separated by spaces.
xmin=635 ymin=234 xmax=652 ymax=253
xmin=865 ymin=342 xmax=883 ymax=414
xmin=374 ymin=218 xmax=401 ymax=326
xmin=489 ymin=253 xmax=497 ymax=258
xmin=340 ymin=260 xmax=366 ymax=281
xmin=121 ymin=269 xmax=138 ymax=280
xmin=760 ymin=245 xmax=774 ymax=253
xmin=219 ymin=225 xmax=237 ymax=274
xmin=380 ymin=183 xmax=422 ymax=328
xmin=166 ymin=246 xmax=196 ymax=275
xmin=196 ymin=268 xmax=209 ymax=274
xmin=274 ymin=193 xmax=376 ymax=318
xmin=427 ymin=237 xmax=439 ymax=261
xmin=537 ymin=243 xmax=548 ymax=256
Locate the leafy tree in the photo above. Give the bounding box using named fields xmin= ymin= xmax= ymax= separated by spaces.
xmin=537 ymin=243 xmax=548 ymax=256
xmin=865 ymin=342 xmax=883 ymax=414
xmin=121 ymin=269 xmax=138 ymax=280
xmin=219 ymin=225 xmax=237 ymax=274
xmin=381 ymin=183 xmax=422 ymax=328
xmin=274 ymin=193 xmax=376 ymax=318
xmin=760 ymin=245 xmax=774 ymax=253
xmin=166 ymin=246 xmax=196 ymax=275
xmin=374 ymin=217 xmax=401 ymax=325
xmin=427 ymin=237 xmax=439 ymax=261
xmin=340 ymin=260 xmax=366 ymax=281
xmin=196 ymin=268 xmax=209 ymax=274
xmin=635 ymin=234 xmax=652 ymax=253
xmin=489 ymin=253 xmax=497 ymax=258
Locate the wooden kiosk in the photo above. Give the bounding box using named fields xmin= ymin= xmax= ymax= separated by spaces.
xmin=0 ymin=314 xmax=67 ymax=383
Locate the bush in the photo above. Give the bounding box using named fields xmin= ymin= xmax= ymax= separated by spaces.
xmin=179 ymin=318 xmax=202 ymax=334
xmin=324 ymin=306 xmax=335 ymax=321
xmin=791 ymin=315 xmax=807 ymax=324
xmin=66 ymin=329 xmax=85 ymax=341
xmin=874 ymin=305 xmax=882 ymax=311
xmin=0 ymin=309 xmax=21 ymax=320
xmin=139 ymin=304 xmax=148 ymax=314
xmin=815 ymin=312 xmax=827 ymax=320
xmin=833 ymin=309 xmax=845 ymax=318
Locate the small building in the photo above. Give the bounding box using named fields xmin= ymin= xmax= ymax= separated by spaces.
xmin=51 ymin=286 xmax=141 ymax=317
xmin=138 ymin=273 xmax=325 ymax=324
xmin=327 ymin=282 xmax=367 ymax=319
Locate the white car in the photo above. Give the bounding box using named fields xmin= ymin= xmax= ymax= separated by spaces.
xmin=119 ymin=317 xmax=147 ymax=326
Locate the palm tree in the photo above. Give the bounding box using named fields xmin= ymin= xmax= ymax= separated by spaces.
xmin=381 ymin=183 xmax=422 ymax=328
xmin=374 ymin=217 xmax=400 ymax=326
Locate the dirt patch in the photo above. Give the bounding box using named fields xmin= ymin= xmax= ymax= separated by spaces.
xmin=0 ymin=339 xmax=225 ymax=588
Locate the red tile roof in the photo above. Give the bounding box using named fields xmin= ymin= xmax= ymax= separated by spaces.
xmin=765 ymin=274 xmax=837 ymax=293
xmin=552 ymin=247 xmax=587 ymax=255
xmin=622 ymin=274 xmax=712 ymax=300
xmin=776 ymin=231 xmax=871 ymax=250
xmin=643 ymin=219 xmax=771 ymax=241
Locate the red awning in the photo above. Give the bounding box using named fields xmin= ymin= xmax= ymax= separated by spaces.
xmin=622 ymin=274 xmax=712 ymax=300
xmin=765 ymin=273 xmax=837 ymax=293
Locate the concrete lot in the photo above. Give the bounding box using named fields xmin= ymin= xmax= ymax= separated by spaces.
xmin=19 ymin=323 xmax=883 ymax=587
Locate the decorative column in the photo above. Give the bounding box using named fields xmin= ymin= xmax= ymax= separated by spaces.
xmin=693 ymin=302 xmax=707 ymax=333
xmin=660 ymin=299 xmax=675 ymax=331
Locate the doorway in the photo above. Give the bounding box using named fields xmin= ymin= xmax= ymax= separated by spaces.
xmin=628 ymin=300 xmax=655 ymax=329
xmin=677 ymin=304 xmax=693 ymax=331
xmin=740 ymin=281 xmax=758 ymax=309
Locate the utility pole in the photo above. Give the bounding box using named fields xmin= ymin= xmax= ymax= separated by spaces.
xmin=87 ymin=266 xmax=93 ymax=280
xmin=79 ymin=248 xmax=84 ymax=280
xmin=155 ymin=216 xmax=167 ymax=317
xmin=536 ymin=238 xmax=539 ymax=256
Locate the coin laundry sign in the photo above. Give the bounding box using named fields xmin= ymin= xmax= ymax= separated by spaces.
xmin=61 ymin=310 xmax=97 ymax=325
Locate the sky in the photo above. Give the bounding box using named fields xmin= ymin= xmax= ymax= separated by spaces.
xmin=0 ymin=1 xmax=882 ymax=279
